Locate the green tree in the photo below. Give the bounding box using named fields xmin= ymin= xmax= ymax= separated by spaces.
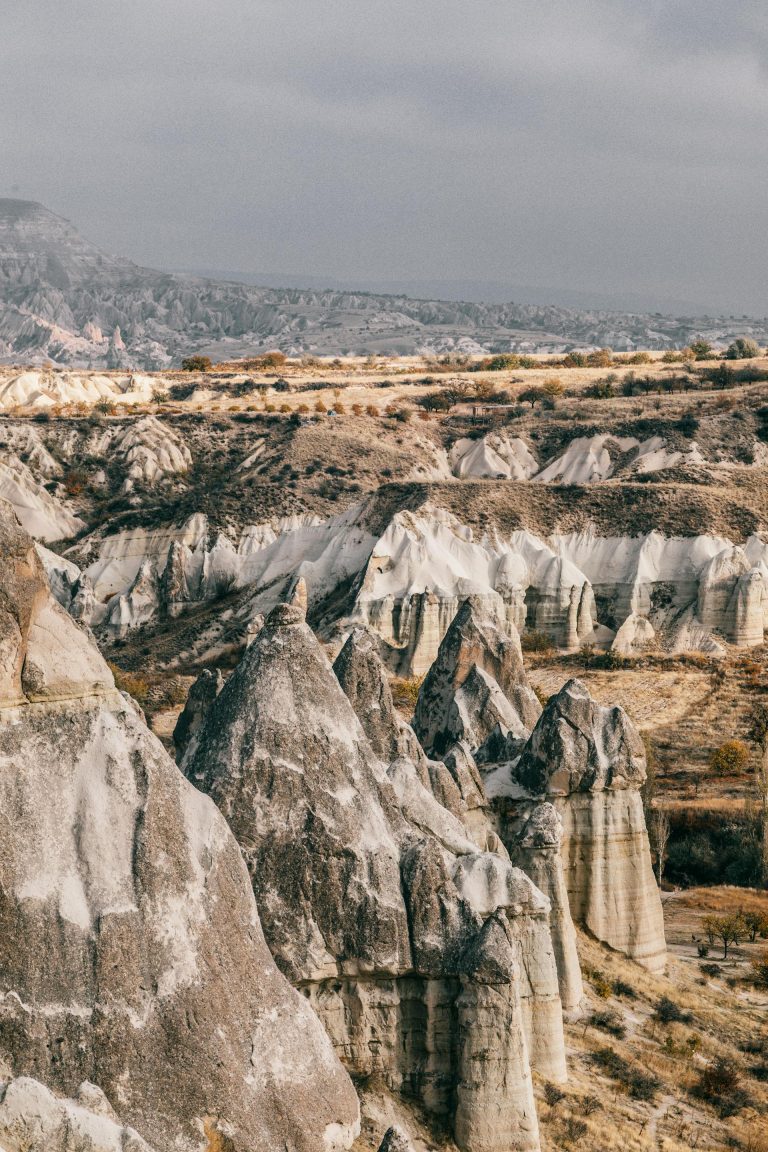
xmin=702 ymin=912 xmax=747 ymax=958
xmin=689 ymin=340 xmax=713 ymax=361
xmin=725 ymin=338 xmax=760 ymax=360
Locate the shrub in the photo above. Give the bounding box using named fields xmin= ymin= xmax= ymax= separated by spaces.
xmin=314 ymin=400 xmax=327 ymax=413
xmin=366 ymin=404 xmax=379 ymax=417
xmin=751 ymin=951 xmax=768 ymax=987
xmin=541 ymin=376 xmax=564 ymax=396
xmin=654 ymin=996 xmax=690 ymax=1024
xmin=521 ymin=630 xmax=554 ymax=653
xmin=95 ymin=399 xmax=116 ymax=414
xmin=591 ymin=1048 xmax=660 ymax=1101
xmin=108 ymin=663 xmax=150 ymax=706
xmin=611 ymin=978 xmax=637 ymax=999
xmin=710 ymin=739 xmax=750 ymax=775
xmin=586 ymin=969 xmax=613 ymax=999
xmin=418 ymin=391 xmax=453 ymax=412
xmin=391 ymin=677 xmax=423 ymax=711
xmin=543 ymin=1081 xmax=565 ymax=1108
xmin=63 ymin=468 xmax=88 ymax=496
xmin=587 ymin=348 xmax=613 ymax=368
xmin=590 ymin=1009 xmax=626 ymax=1038
xmin=180 ymin=355 xmax=212 ymax=372
xmin=585 ymin=379 xmax=615 ymax=399
xmin=725 ymin=337 xmax=760 ymax=360
xmin=693 ymin=1056 xmax=749 ymax=1116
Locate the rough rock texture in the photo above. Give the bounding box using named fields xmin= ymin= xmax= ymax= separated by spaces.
xmin=188 ymin=603 xmax=566 ymax=1151
xmin=333 ymin=627 xmax=474 ymax=835
xmin=0 ymin=500 xmax=360 ymax=1152
xmin=0 ymin=1077 xmax=155 ymax=1152
xmin=514 ymin=679 xmax=666 ymax=971
xmin=174 ymin=666 xmax=224 ymax=766
xmin=508 ymin=805 xmax=583 ymax=1012
xmin=413 ymin=597 xmax=541 ymax=757
xmin=377 ymin=1126 xmax=416 ymax=1152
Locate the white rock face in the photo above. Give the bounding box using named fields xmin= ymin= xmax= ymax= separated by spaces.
xmin=51 ymin=496 xmax=768 ymax=658
xmin=0 ymin=455 xmax=82 ymax=542
xmin=450 ymin=434 xmax=538 ymax=480
xmin=187 ymin=603 xmax=567 ymax=1151
xmin=0 ymin=1078 xmax=155 ymax=1152
xmin=514 ymin=680 xmax=667 ymax=972
xmin=0 ymin=500 xmax=360 ymax=1152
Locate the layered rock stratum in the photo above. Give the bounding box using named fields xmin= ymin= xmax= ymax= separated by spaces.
xmin=0 ymin=500 xmax=360 ymax=1151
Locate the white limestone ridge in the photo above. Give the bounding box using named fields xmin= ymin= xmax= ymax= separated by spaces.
xmin=0 ymin=369 xmax=160 ymax=409
xmin=41 ymin=501 xmax=768 ymax=661
xmin=0 ymin=499 xmax=360 ymax=1152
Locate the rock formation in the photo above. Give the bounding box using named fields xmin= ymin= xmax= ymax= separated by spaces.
xmin=507 ymin=804 xmax=583 ymax=1012
xmin=412 ymin=596 xmax=541 ymax=757
xmin=187 ymin=602 xmax=567 ymax=1151
xmin=514 ymin=679 xmax=667 ymax=971
xmin=0 ymin=1078 xmax=156 ymax=1152
xmin=0 ymin=500 xmax=360 ymax=1151
xmin=173 ymin=666 xmax=224 ymax=766
xmin=377 ymin=1126 xmax=417 ymax=1152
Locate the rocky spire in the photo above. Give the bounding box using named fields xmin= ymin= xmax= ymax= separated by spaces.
xmin=0 ymin=498 xmax=360 ymax=1152
xmin=514 ymin=679 xmax=666 ymax=971
xmin=188 ymin=600 xmax=567 ymax=1151
xmin=413 ymin=596 xmax=541 ymax=757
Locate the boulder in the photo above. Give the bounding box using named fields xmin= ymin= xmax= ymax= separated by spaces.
xmin=0 ymin=499 xmax=360 ymax=1152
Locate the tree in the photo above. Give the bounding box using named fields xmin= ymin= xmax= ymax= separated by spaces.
xmin=725 ymin=338 xmax=760 ymax=360
xmin=702 ymin=912 xmax=747 ymax=958
xmin=743 ymin=909 xmax=768 ymax=943
xmin=519 ymin=386 xmax=545 ymax=408
xmin=689 ymin=340 xmax=714 ymax=361
xmin=180 ymin=355 xmax=212 ymax=372
xmin=709 ymin=739 xmax=750 ymax=775
xmin=649 ymin=808 xmax=671 ymax=887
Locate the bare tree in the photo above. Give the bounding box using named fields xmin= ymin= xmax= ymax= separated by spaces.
xmin=649 ymin=808 xmax=671 ymax=888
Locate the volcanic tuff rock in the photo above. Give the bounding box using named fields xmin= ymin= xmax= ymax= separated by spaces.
xmin=413 ymin=596 xmax=541 ymax=757
xmin=0 ymin=1078 xmax=155 ymax=1152
xmin=187 ymin=602 xmax=567 ymax=1151
xmin=173 ymin=666 xmax=225 ymax=766
xmin=5 ymin=199 xmax=764 ymax=367
xmin=0 ymin=501 xmax=359 ymax=1151
xmin=514 ymin=679 xmax=667 ymax=971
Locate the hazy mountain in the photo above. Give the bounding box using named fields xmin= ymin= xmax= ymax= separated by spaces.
xmin=1 ymin=199 xmax=766 ymax=368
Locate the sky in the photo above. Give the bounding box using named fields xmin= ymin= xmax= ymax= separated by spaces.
xmin=2 ymin=1 xmax=767 ymax=314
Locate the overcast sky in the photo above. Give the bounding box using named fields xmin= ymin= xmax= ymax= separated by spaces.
xmin=2 ymin=1 xmax=767 ymax=313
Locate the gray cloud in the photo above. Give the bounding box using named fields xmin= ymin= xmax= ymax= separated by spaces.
xmin=2 ymin=0 xmax=767 ymax=312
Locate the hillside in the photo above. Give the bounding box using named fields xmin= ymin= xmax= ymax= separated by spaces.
xmin=3 ymin=199 xmax=768 ymax=368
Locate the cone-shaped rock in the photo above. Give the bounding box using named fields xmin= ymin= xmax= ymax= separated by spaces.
xmin=413 ymin=597 xmax=541 ymax=757
xmin=515 ymin=679 xmax=666 ymax=971
xmin=188 ymin=601 xmax=567 ymax=1151
xmin=0 ymin=501 xmax=360 ymax=1152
